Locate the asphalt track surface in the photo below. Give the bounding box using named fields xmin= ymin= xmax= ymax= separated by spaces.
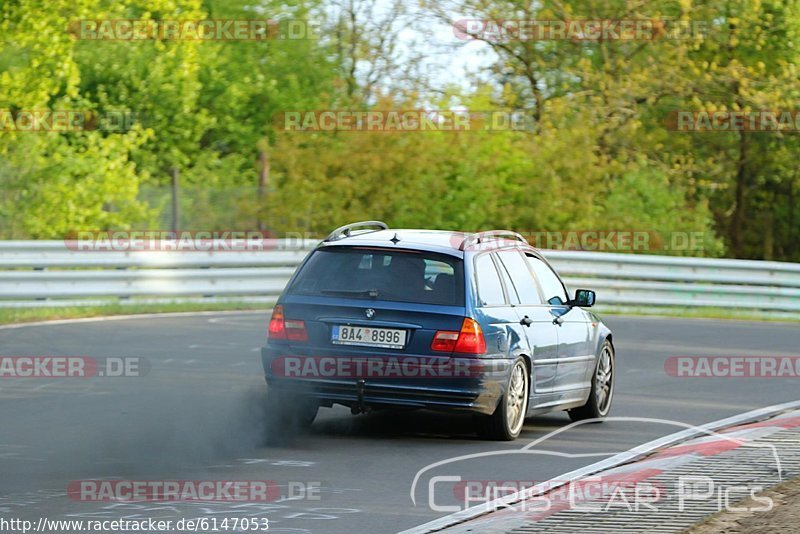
xmin=1 ymin=313 xmax=799 ymax=533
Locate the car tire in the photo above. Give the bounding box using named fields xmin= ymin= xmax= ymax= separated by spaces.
xmin=475 ymin=357 xmax=529 ymax=441
xmin=266 ymin=389 xmax=319 ymax=431
xmin=568 ymin=340 xmax=615 ymax=422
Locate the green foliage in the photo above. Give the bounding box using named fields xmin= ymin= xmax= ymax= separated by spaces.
xmin=1 ymin=0 xmax=797 ymax=259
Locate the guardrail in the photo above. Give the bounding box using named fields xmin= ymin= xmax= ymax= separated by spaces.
xmin=1 ymin=241 xmax=799 ymax=315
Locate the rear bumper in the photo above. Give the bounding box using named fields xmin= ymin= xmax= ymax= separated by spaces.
xmin=261 ymin=347 xmax=511 ymax=415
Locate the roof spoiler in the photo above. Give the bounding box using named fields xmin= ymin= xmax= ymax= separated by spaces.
xmin=460 ymin=230 xmax=528 ymax=250
xmin=324 ymin=221 xmax=389 ymax=242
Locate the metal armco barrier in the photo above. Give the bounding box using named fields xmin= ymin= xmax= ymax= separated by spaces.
xmin=1 ymin=241 xmax=799 ymax=314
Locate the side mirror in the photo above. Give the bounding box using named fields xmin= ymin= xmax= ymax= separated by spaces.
xmin=570 ymin=289 xmax=596 ymax=308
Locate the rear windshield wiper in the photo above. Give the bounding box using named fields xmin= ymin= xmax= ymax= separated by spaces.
xmin=320 ymin=289 xmax=379 ymax=298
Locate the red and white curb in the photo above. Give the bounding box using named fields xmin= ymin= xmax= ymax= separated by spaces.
xmin=402 ymin=400 xmax=800 ymax=534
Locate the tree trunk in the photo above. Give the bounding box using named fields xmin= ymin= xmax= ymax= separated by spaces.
xmin=731 ymin=132 xmax=748 ymax=257
xmin=763 ymin=206 xmax=774 ymax=261
xmin=171 ymin=167 xmax=180 ymax=232
xmin=257 ymin=147 xmax=270 ymax=231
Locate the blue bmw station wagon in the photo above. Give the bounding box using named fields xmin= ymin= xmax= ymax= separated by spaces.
xmin=261 ymin=221 xmax=614 ymax=440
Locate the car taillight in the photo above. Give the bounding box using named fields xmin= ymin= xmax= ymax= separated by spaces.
xmin=268 ymin=305 xmax=308 ymax=342
xmin=285 ymin=319 xmax=308 ymax=342
xmin=431 ymin=330 xmax=459 ymax=352
xmin=454 ymin=317 xmax=486 ymax=354
xmin=431 ymin=318 xmax=486 ymax=355
xmin=268 ymin=305 xmax=287 ymax=339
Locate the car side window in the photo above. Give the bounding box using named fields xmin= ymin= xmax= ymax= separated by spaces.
xmin=527 ymin=255 xmax=568 ymax=306
xmin=494 ymin=255 xmax=521 ymax=305
xmin=475 ymin=253 xmax=506 ymax=306
xmin=497 ymin=251 xmax=542 ymax=305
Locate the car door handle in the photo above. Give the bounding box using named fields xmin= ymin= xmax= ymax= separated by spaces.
xmin=553 ymin=316 xmax=564 ymax=326
xmin=520 ymin=316 xmax=533 ymax=327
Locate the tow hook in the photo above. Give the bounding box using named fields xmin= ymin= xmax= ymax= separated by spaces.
xmin=351 ymin=379 xmax=370 ymax=415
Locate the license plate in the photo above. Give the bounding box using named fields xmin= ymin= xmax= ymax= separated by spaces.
xmin=331 ymin=325 xmax=406 ymax=349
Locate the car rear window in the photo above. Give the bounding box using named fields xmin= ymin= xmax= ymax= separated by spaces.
xmin=288 ymin=247 xmax=464 ymax=306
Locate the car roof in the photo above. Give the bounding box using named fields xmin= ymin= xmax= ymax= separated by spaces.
xmin=317 ymin=229 xmax=541 ymax=258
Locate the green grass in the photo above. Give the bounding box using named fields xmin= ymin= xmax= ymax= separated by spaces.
xmin=1 ymin=302 xmax=797 ymax=327
xmin=0 ymin=301 xmax=273 ymax=326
